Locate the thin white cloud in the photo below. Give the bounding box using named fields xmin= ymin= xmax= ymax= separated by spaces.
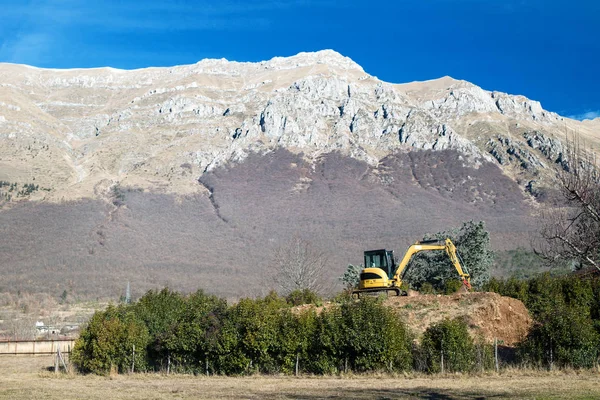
xmin=0 ymin=32 xmax=54 ymax=65
xmin=0 ymin=0 xmax=329 ymax=33
xmin=0 ymin=0 xmax=335 ymax=65
xmin=568 ymin=111 xmax=600 ymax=121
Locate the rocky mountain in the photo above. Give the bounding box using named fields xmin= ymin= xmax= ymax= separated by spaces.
xmin=0 ymin=50 xmax=598 ymax=299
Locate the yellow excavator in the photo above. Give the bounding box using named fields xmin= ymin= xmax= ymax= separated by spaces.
xmin=352 ymin=238 xmax=471 ymax=297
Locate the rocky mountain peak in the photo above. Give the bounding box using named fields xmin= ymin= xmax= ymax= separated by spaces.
xmin=262 ymin=49 xmax=365 ymax=72
xmin=0 ymin=50 xmax=597 ymax=204
xmin=183 ymin=49 xmax=364 ymax=78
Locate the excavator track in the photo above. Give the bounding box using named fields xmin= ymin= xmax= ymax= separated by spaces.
xmin=351 ymin=287 xmax=404 ymax=299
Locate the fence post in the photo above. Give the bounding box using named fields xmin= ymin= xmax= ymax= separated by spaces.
xmin=494 ymin=338 xmax=499 ymax=373
xmin=549 ymin=337 xmax=553 ymax=371
xmin=477 ymin=343 xmax=483 ymax=373
xmin=205 ymin=358 xmax=209 ymax=376
xmin=440 ymin=337 xmax=444 ymax=374
xmin=57 ymin=346 xmax=68 ymax=372
xmin=295 ymin=353 xmax=299 ymax=377
xmin=131 ymin=344 xmax=135 ymax=373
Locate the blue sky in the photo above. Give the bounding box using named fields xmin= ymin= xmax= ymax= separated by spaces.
xmin=0 ymin=0 xmax=598 ymax=119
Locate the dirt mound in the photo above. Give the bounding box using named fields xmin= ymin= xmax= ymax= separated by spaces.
xmin=384 ymin=292 xmax=532 ymax=346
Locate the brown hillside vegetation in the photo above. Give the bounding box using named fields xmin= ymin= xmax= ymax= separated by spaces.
xmin=384 ymin=292 xmax=532 ymax=345
xmin=0 ymin=149 xmax=539 ymax=301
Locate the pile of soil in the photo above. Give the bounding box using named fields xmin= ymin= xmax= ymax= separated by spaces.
xmin=384 ymin=292 xmax=532 ymax=346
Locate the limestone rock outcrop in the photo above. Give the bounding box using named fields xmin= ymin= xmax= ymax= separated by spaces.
xmin=0 ymin=50 xmax=597 ymax=204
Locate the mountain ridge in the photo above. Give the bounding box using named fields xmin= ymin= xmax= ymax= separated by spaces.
xmin=1 ymin=49 xmax=596 ymax=206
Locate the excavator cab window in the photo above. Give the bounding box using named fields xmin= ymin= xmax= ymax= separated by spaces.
xmin=364 ymin=250 xmax=395 ymax=279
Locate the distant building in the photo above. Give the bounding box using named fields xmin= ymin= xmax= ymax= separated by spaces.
xmin=35 ymin=322 xmax=60 ymax=336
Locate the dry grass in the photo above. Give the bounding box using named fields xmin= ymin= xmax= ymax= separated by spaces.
xmin=1 ymin=356 xmax=600 ymax=399
xmin=0 ymin=300 xmax=104 ymax=340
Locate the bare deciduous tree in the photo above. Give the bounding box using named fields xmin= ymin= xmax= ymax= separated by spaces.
xmin=272 ymin=235 xmax=329 ymax=295
xmin=3 ymin=312 xmax=37 ymax=340
xmin=536 ymin=134 xmax=600 ymax=271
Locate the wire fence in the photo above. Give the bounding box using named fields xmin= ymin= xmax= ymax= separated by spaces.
xmin=0 ymin=339 xmax=75 ymax=355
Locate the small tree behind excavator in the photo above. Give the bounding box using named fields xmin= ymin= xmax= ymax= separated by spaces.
xmin=352 ymin=238 xmax=471 ymax=297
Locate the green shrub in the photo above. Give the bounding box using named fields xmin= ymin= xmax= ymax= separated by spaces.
xmin=274 ymin=308 xmax=318 ymax=374
xmin=286 ymin=288 xmax=322 ymax=306
xmin=482 ymin=276 xmax=530 ymax=304
xmin=473 ymin=337 xmax=495 ymax=372
xmin=134 ymin=288 xmax=186 ymax=368
xmin=207 ymin=316 xmax=245 ymax=375
xmin=341 ymin=264 xmax=362 ymax=289
xmin=161 ymin=290 xmax=228 ymax=373
xmin=222 ymin=291 xmax=287 ymax=374
xmin=338 ymin=298 xmax=412 ymax=372
xmin=591 ymin=278 xmax=600 ymax=322
xmin=444 ymin=279 xmax=463 ymax=294
xmin=486 ymin=274 xmax=600 ymax=369
xmin=420 ymin=282 xmax=435 ymax=294
xmin=307 ymin=305 xmax=344 ymax=374
xmin=135 ymin=288 xmax=186 ymax=338
xmin=419 ymin=317 xmax=475 ymax=373
xmin=72 ymin=304 xmax=150 ymax=374
xmin=518 ymin=304 xmax=600 ymax=369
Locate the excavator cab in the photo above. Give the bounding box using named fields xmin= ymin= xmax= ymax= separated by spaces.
xmin=363 ymin=249 xmax=395 ymax=279
xmin=358 ymin=249 xmax=402 ymax=295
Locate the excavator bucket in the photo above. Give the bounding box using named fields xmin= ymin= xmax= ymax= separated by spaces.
xmin=462 ymin=278 xmax=472 ymax=290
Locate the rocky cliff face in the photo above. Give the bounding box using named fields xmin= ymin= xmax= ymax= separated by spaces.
xmin=1 ymin=50 xmax=597 ymax=205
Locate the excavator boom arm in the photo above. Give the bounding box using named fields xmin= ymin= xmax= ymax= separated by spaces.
xmin=392 ymin=244 xmax=444 ymax=281
xmin=443 ymin=239 xmax=471 ymax=289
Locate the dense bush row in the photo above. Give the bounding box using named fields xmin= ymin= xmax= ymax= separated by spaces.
xmin=483 ymin=274 xmax=600 ymax=369
xmin=74 ymin=273 xmax=600 ymax=375
xmin=72 ymin=289 xmax=489 ymax=375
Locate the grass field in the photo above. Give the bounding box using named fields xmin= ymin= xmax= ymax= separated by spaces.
xmin=1 ymin=356 xmax=600 ymax=399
